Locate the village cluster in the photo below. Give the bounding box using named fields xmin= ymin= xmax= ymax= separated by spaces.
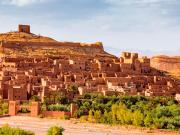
xmin=0 ymin=25 xmax=179 ymax=103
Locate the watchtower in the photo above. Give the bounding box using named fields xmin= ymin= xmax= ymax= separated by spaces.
xmin=121 ymin=52 xmax=131 ymax=59
xmin=121 ymin=52 xmax=139 ymax=64
xmin=18 ymin=24 xmax=30 ymax=33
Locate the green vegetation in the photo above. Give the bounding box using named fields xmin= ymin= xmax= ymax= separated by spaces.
xmin=67 ymin=85 xmax=79 ymax=95
xmin=0 ymin=125 xmax=65 ymax=135
xmin=0 ymin=125 xmax=34 ymax=135
xmin=46 ymin=126 xmax=64 ymax=135
xmin=43 ymin=92 xmax=69 ymax=105
xmin=0 ymin=101 xmax=8 ymax=115
xmin=18 ymin=102 xmax=31 ymax=113
xmin=30 ymin=95 xmax=40 ymax=102
xmin=41 ymin=85 xmax=78 ymax=112
xmin=75 ymin=94 xmax=180 ymax=130
xmin=18 ymin=107 xmax=31 ymax=113
xmin=47 ymin=104 xmax=70 ymax=112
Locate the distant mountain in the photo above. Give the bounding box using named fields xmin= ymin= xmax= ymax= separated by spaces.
xmin=104 ymin=46 xmax=180 ymax=57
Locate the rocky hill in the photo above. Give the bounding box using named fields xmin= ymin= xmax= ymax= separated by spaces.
xmin=0 ymin=32 xmax=56 ymax=42
xmin=0 ymin=31 xmax=114 ymax=58
xmin=151 ymin=55 xmax=180 ymax=77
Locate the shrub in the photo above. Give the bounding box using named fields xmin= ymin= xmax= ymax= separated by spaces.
xmin=132 ymin=111 xmax=144 ymax=126
xmin=94 ymin=110 xmax=102 ymax=123
xmin=30 ymin=95 xmax=40 ymax=102
xmin=80 ymin=115 xmax=88 ymax=122
xmin=0 ymin=101 xmax=8 ymax=115
xmin=46 ymin=126 xmax=64 ymax=135
xmin=0 ymin=125 xmax=34 ymax=135
xmin=20 ymin=107 xmax=30 ymax=113
xmin=144 ymin=113 xmax=153 ymax=127
xmin=88 ymin=110 xmax=94 ymax=122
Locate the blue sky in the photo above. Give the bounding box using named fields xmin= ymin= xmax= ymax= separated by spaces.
xmin=0 ymin=0 xmax=180 ymax=56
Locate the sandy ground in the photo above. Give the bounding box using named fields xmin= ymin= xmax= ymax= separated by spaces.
xmin=0 ymin=116 xmax=179 ymax=135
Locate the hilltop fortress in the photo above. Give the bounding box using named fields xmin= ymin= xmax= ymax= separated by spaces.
xmin=0 ymin=25 xmax=109 ymax=58
xmin=0 ymin=25 xmax=179 ymax=102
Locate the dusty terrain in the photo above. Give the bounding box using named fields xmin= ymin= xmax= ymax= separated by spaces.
xmin=0 ymin=116 xmax=179 ymax=135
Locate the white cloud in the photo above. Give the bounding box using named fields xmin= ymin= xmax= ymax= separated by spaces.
xmin=1 ymin=0 xmax=47 ymax=7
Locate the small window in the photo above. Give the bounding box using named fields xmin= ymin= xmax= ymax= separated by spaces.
xmin=107 ymin=64 xmax=111 ymax=67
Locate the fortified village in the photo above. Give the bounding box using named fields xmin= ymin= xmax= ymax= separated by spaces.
xmin=0 ymin=25 xmax=179 ymax=116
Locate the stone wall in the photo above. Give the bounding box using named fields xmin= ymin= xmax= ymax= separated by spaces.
xmin=8 ymin=101 xmax=40 ymax=117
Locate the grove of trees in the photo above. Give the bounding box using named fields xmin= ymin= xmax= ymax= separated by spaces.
xmin=75 ymin=94 xmax=180 ymax=130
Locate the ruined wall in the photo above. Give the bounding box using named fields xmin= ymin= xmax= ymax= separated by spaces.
xmin=1 ymin=41 xmax=104 ymax=52
xmin=0 ymin=41 xmax=107 ymax=57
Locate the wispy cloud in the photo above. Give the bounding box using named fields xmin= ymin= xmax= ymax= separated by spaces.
xmin=1 ymin=0 xmax=47 ymax=7
xmin=104 ymin=0 xmax=178 ymax=5
xmin=101 ymin=0 xmax=180 ymax=31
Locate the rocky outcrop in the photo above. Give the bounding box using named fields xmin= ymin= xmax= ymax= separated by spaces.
xmin=151 ymin=55 xmax=180 ymax=76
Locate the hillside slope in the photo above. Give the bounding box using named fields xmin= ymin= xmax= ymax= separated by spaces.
xmin=0 ymin=32 xmax=115 ymax=58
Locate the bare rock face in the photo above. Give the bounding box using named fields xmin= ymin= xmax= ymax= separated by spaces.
xmin=151 ymin=55 xmax=180 ymax=76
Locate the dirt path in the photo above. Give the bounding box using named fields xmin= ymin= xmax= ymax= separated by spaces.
xmin=0 ymin=116 xmax=179 ymax=135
